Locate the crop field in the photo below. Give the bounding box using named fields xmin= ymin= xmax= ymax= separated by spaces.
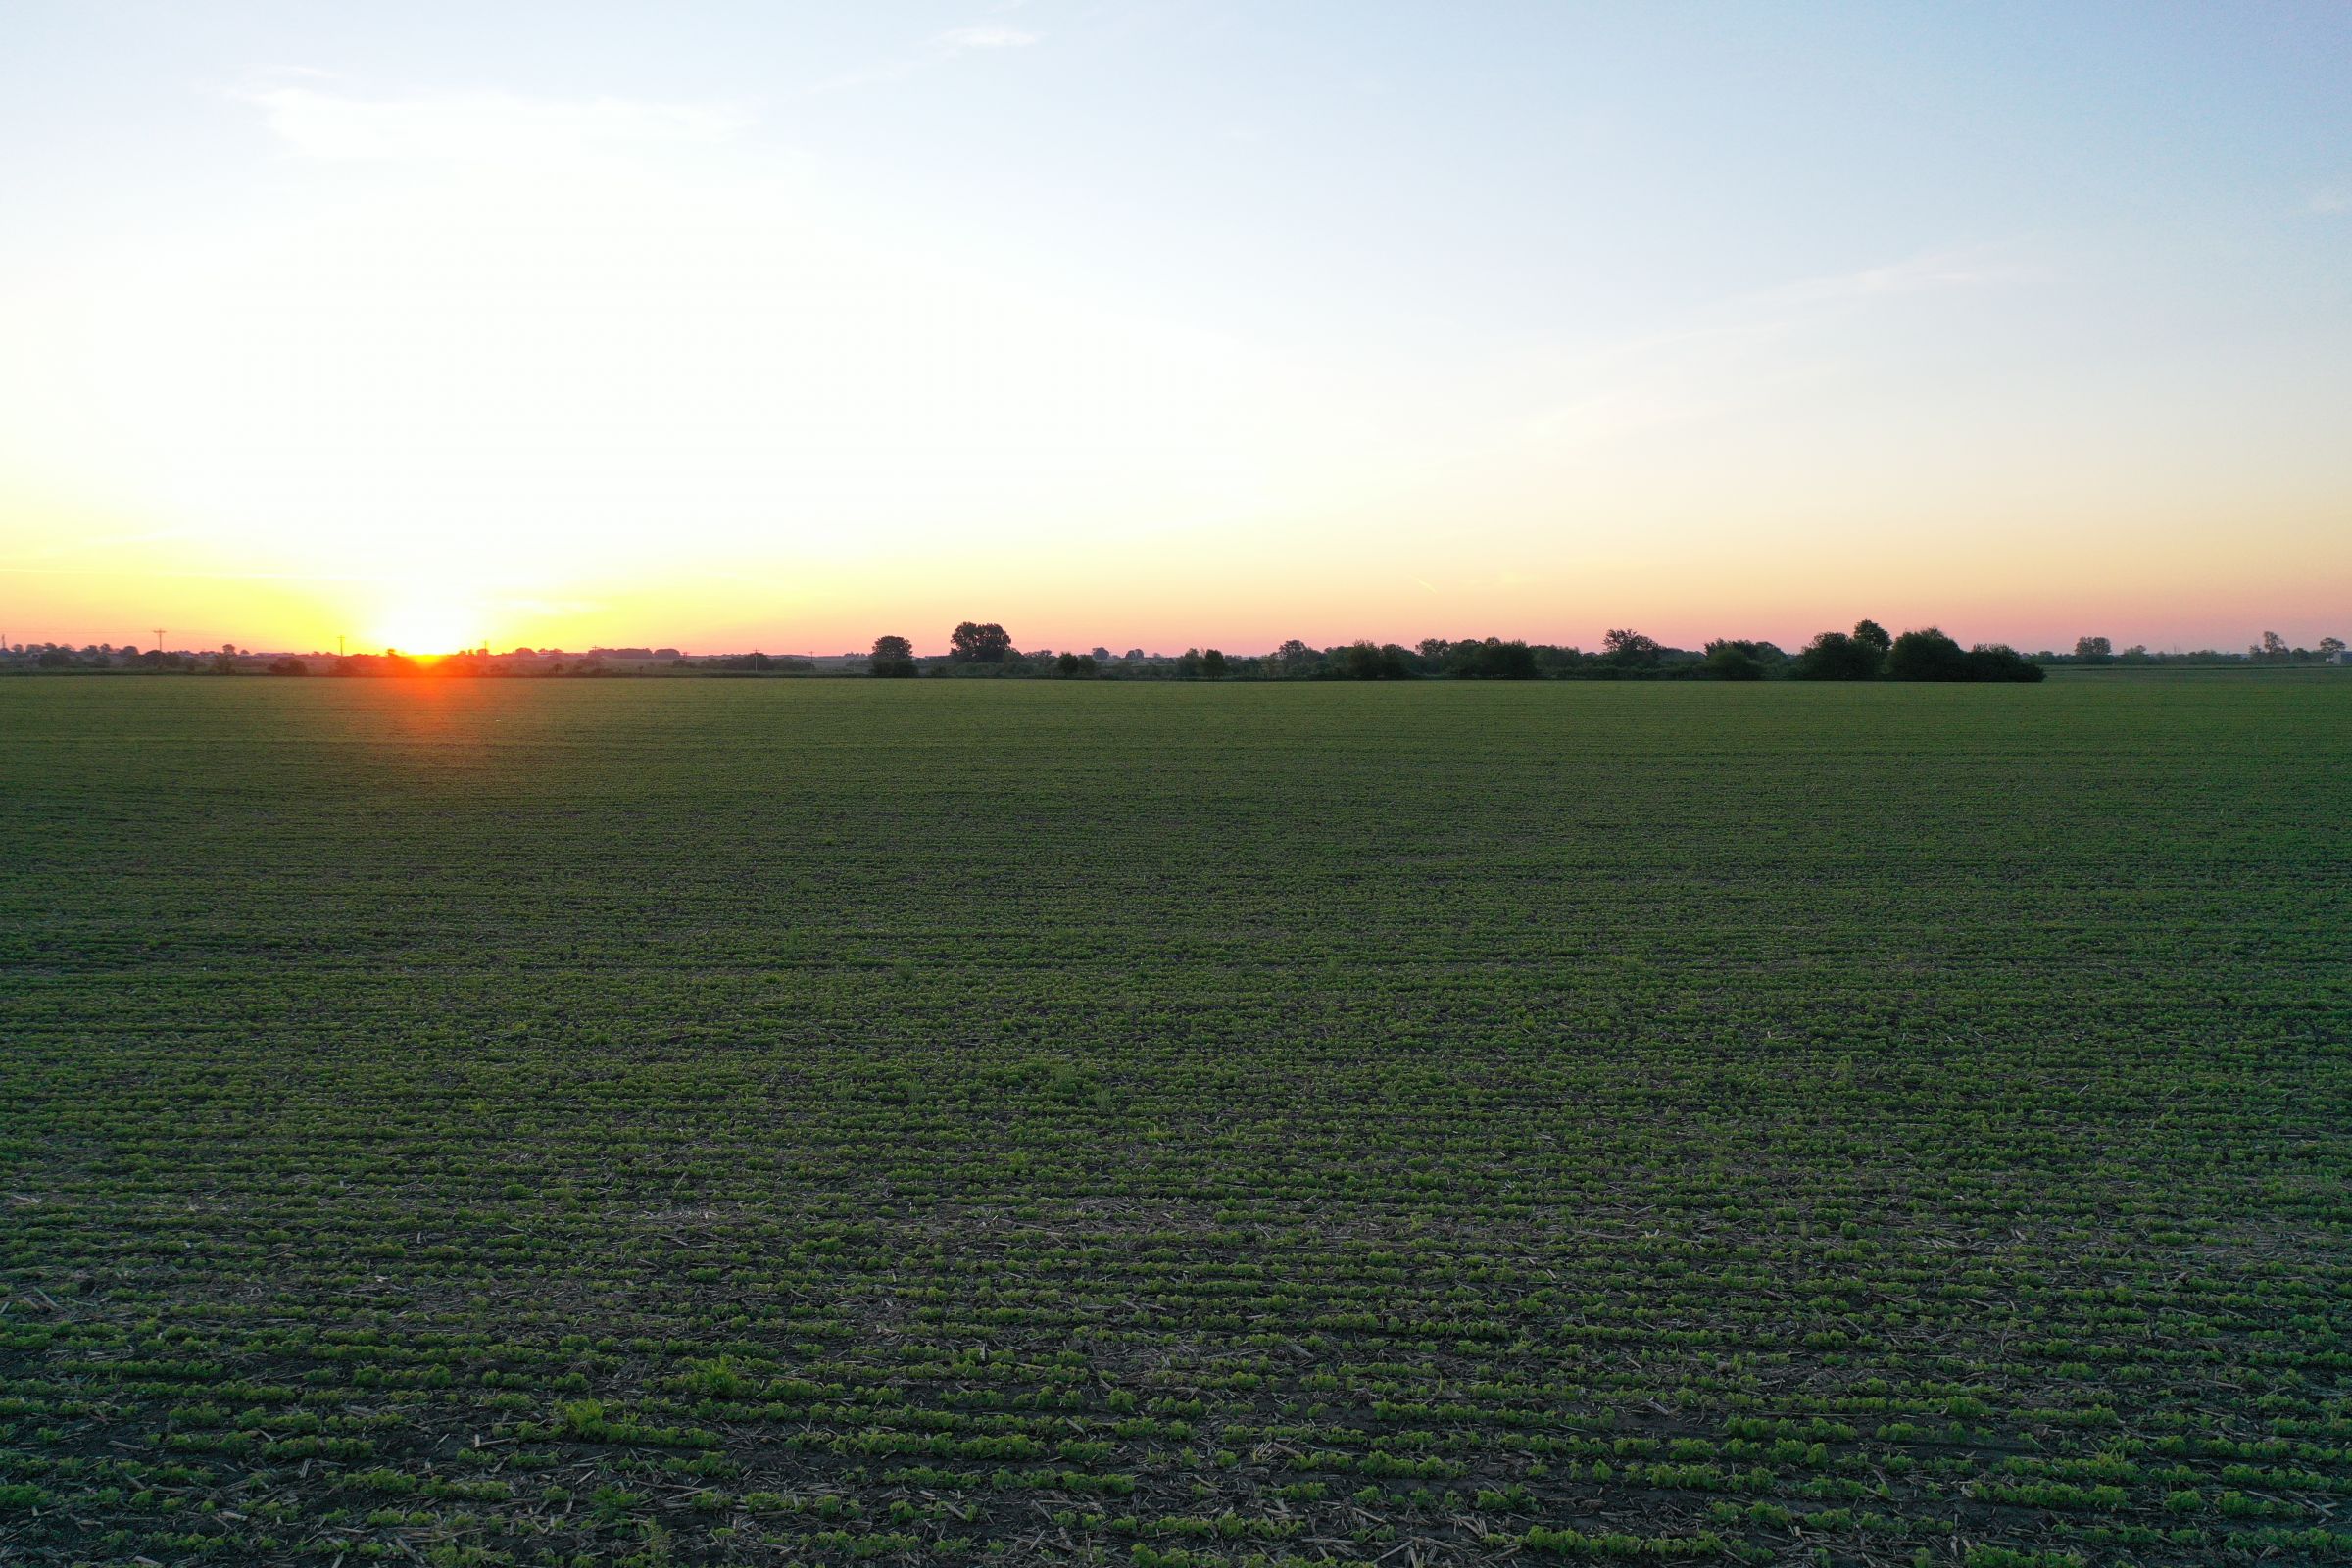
xmin=2 ymin=674 xmax=2348 ymax=1568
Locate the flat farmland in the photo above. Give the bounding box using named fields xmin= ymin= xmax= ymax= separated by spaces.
xmin=2 ymin=675 xmax=2347 ymax=1568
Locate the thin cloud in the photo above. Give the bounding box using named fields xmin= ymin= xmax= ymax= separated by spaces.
xmin=2308 ymin=187 xmax=2350 ymax=215
xmin=234 ymin=86 xmax=752 ymax=166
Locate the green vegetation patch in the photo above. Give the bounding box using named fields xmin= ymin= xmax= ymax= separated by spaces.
xmin=2 ymin=674 xmax=2348 ymax=1566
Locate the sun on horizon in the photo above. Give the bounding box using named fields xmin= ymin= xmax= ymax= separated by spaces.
xmin=369 ymin=602 xmax=485 ymax=659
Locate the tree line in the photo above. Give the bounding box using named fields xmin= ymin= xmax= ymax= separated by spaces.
xmin=853 ymin=618 xmax=2049 ymax=681
xmin=9 ymin=622 xmax=2346 ymax=679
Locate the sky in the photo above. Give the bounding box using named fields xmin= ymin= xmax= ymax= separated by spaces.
xmin=2 ymin=1 xmax=2347 ymax=656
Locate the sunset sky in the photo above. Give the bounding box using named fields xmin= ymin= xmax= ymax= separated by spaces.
xmin=3 ymin=2 xmax=2347 ymax=655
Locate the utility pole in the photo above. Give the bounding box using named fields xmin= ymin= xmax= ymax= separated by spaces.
xmin=338 ymin=634 xmax=345 ymax=658
xmin=153 ymin=627 xmax=166 ymax=653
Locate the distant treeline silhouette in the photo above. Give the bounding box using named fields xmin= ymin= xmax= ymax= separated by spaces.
xmin=7 ymin=623 xmax=2346 ymax=679
xmin=868 ymin=619 xmax=2049 ymax=681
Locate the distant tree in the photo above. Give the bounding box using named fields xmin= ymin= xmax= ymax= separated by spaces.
xmin=1175 ymin=648 xmax=1203 ymax=679
xmin=1416 ymin=637 xmax=1451 ymax=662
xmin=1601 ymin=628 xmax=1660 ymax=667
xmin=1697 ymin=641 xmax=1766 ymax=680
xmin=1446 ymin=637 xmax=1539 ymax=679
xmin=1200 ymin=649 xmax=1227 ymax=679
xmin=2074 ymin=635 xmax=2113 ymax=662
xmin=1960 ymin=643 xmax=2045 ymax=682
xmin=267 ymin=657 xmax=310 ymax=675
xmin=1886 ymin=627 xmax=1969 ymax=681
xmin=1336 ymin=641 xmax=1413 ymax=680
xmin=1791 ymin=630 xmax=1882 ymax=680
xmin=1274 ymin=638 xmax=1318 ymax=677
xmin=2255 ymin=630 xmax=2288 ymax=662
xmin=1877 ymin=628 xmax=2041 ymax=682
xmin=1054 ymin=652 xmax=1099 ymax=678
xmin=1851 ymin=619 xmax=1892 ymax=655
xmin=869 ymin=634 xmax=917 ymax=678
xmin=949 ymin=622 xmax=1012 ymax=663
xmin=2320 ymin=636 xmax=2346 ymax=661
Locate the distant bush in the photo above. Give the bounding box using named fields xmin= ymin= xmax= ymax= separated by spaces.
xmin=1696 ymin=642 xmax=1767 ymax=681
xmin=1886 ymin=628 xmax=1968 ymax=680
xmin=1331 ymin=641 xmax=1414 ymax=680
xmin=1791 ymin=630 xmax=1883 ymax=681
xmin=1886 ymin=627 xmax=2044 ymax=682
xmin=1443 ymin=638 xmax=1540 ymax=679
xmin=1961 ymin=643 xmax=2045 ymax=682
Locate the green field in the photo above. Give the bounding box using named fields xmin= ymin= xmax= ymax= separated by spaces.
xmin=3 ymin=676 xmax=2347 ymax=1568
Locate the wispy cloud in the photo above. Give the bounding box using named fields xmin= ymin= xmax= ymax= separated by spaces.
xmin=235 ymin=86 xmax=752 ymax=166
xmin=2308 ymin=186 xmax=2350 ymax=216
xmin=813 ymin=20 xmax=1041 ymax=91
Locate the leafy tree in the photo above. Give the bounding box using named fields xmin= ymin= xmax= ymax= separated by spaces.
xmin=1175 ymin=648 xmax=1203 ymax=678
xmin=1601 ymin=628 xmax=1660 ymax=667
xmin=1445 ymin=637 xmax=1539 ymax=679
xmin=1852 ymin=619 xmax=1892 ymax=655
xmin=267 ymin=657 xmax=309 ymax=675
xmin=2320 ymin=636 xmax=2346 ymax=661
xmin=948 ymin=622 xmax=1011 ymax=664
xmin=1884 ymin=627 xmax=2044 ymax=682
xmin=1961 ymin=643 xmax=2046 ymax=682
xmin=1336 ymin=641 xmax=1413 ymax=679
xmin=1886 ymin=627 xmax=1969 ymax=680
xmin=1697 ymin=641 xmax=1766 ymax=680
xmin=1054 ymin=652 xmax=1099 ymax=678
xmin=2074 ymin=635 xmax=2113 ymax=662
xmin=1274 ymin=638 xmax=1318 ymax=677
xmin=1200 ymin=649 xmax=1228 ymax=679
xmin=1791 ymin=630 xmax=1882 ymax=680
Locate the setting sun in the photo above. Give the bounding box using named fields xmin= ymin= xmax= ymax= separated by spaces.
xmin=370 ymin=602 xmax=483 ymax=658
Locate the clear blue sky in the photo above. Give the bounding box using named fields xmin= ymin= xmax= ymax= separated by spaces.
xmin=3 ymin=2 xmax=2347 ymax=653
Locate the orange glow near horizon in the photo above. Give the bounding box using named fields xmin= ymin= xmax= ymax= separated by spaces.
xmin=369 ymin=601 xmax=486 ymax=659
